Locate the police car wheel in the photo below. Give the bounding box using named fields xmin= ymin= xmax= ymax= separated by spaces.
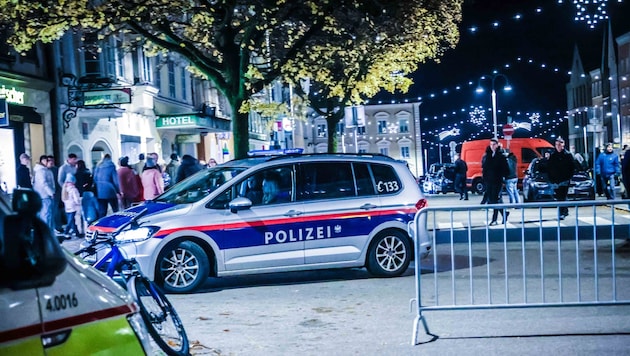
xmin=367 ymin=230 xmax=411 ymax=277
xmin=157 ymin=241 xmax=209 ymax=293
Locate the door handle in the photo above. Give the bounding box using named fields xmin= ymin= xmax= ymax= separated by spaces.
xmin=284 ymin=210 xmax=304 ymax=217
xmin=360 ymin=203 xmax=378 ymax=210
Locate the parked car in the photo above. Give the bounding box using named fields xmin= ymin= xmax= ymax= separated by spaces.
xmin=422 ymin=163 xmax=455 ymax=194
xmin=522 ymin=158 xmax=595 ymax=202
xmin=0 ymin=189 xmax=152 ymax=355
xmin=86 ymin=153 xmax=430 ymax=293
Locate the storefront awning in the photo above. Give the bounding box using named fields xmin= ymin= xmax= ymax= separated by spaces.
xmin=8 ymin=104 xmax=42 ymax=124
xmin=156 ymin=113 xmax=231 ymax=132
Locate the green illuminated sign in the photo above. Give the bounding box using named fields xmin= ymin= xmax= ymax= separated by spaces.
xmin=0 ymin=85 xmax=25 ymax=104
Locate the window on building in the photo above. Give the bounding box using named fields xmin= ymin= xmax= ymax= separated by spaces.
xmin=317 ymin=124 xmax=327 ymax=138
xmin=168 ymin=61 xmax=176 ymax=98
xmin=143 ymin=55 xmax=153 ymax=83
xmin=379 ymin=147 xmax=389 ymax=156
xmin=399 ymin=119 xmax=409 ymax=133
xmin=154 ymin=64 xmax=161 ymax=91
xmin=83 ymin=33 xmax=101 ymax=76
xmin=357 ymin=126 xmax=366 ymax=135
xmin=181 ymin=67 xmax=187 ymax=101
xmin=378 ymin=120 xmax=387 ymax=134
xmin=400 ymin=146 xmax=410 ymax=159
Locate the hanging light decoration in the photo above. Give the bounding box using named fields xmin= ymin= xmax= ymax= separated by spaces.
xmin=571 ymin=0 xmax=609 ymax=28
xmin=469 ymin=106 xmax=487 ymax=126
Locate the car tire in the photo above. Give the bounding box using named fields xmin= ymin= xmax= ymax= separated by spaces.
xmin=473 ymin=179 xmax=485 ymax=195
xmin=366 ymin=230 xmax=411 ymax=277
xmin=157 ymin=241 xmax=210 ymax=294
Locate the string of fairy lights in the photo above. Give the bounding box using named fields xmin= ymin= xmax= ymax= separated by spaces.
xmin=366 ymin=0 xmax=625 ymax=149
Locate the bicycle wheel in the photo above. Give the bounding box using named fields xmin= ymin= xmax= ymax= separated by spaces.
xmin=127 ymin=275 xmax=189 ymax=356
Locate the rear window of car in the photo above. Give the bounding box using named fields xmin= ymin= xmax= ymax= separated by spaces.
xmin=295 ymin=161 xmax=401 ymax=201
xmin=371 ymin=163 xmax=402 ymax=195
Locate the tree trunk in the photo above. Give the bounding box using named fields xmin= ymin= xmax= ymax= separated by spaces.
xmin=229 ymin=96 xmax=250 ymax=160
xmin=326 ymin=110 xmax=343 ymax=153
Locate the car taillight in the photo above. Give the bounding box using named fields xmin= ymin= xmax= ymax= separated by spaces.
xmin=415 ymin=198 xmax=428 ymax=210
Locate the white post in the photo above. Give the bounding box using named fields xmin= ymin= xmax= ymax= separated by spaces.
xmin=491 ymin=89 xmax=498 ymax=139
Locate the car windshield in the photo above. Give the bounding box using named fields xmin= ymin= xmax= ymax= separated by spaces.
xmin=154 ymin=166 xmax=246 ymax=204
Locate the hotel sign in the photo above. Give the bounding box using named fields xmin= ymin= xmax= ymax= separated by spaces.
xmin=83 ymin=88 xmax=132 ymax=106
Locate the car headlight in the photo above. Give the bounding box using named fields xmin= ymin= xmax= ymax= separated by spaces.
xmin=533 ymin=182 xmax=550 ymax=188
xmin=115 ymin=226 xmax=159 ymax=242
xmin=574 ymin=181 xmax=593 ymax=188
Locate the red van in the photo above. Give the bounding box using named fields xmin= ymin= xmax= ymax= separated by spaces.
xmin=460 ymin=138 xmax=553 ymax=194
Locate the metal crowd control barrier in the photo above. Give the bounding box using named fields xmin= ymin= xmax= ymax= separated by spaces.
xmin=410 ymin=199 xmax=630 ymax=345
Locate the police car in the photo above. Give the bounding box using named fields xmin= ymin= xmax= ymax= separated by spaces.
xmin=86 ymin=153 xmax=430 ymax=293
xmin=0 ymin=189 xmax=152 ymax=354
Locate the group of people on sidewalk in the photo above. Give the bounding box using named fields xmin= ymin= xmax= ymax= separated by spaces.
xmin=477 ymin=136 xmax=578 ymax=225
xmin=16 ymin=151 xmax=207 ymax=240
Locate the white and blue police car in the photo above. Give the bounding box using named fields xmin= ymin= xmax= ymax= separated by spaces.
xmin=86 ymin=153 xmax=430 ymax=293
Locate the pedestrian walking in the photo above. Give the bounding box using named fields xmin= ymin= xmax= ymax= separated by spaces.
xmin=175 ymin=154 xmax=203 ymax=183
xmin=81 ymin=190 xmax=99 ymax=229
xmin=117 ymin=156 xmax=141 ymax=209
xmin=74 ymin=160 xmax=93 ymax=196
xmin=207 ymin=158 xmax=218 ymax=168
xmin=61 ymin=173 xmax=81 ymax=239
xmin=93 ymin=154 xmax=121 ymax=218
xmin=595 ymin=142 xmax=621 ymax=200
xmin=132 ymin=153 xmax=145 ymax=175
xmin=16 ymin=153 xmax=32 ymax=189
xmin=32 ymin=155 xmax=55 ymax=228
xmin=547 ymin=136 xmax=576 ymax=219
xmin=505 ymin=152 xmax=520 ymax=205
xmin=482 ymin=138 xmax=509 ymax=225
xmin=47 ymin=155 xmax=64 ymax=233
xmin=165 ymin=153 xmax=180 ymax=189
xmin=453 ymin=153 xmax=468 ymax=200
xmin=57 ymin=153 xmax=78 ymax=187
xmin=141 ymin=157 xmax=164 ymax=200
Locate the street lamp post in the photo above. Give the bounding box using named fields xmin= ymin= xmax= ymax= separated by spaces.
xmin=476 ymin=73 xmax=512 ymax=139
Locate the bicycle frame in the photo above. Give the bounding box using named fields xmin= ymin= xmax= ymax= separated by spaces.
xmin=91 ymin=243 xmax=127 ymax=279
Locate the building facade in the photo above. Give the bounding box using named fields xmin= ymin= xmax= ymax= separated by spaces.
xmin=53 ymin=32 xmax=232 ymax=171
xmin=299 ymin=102 xmax=424 ymax=176
xmin=0 ymin=34 xmax=55 ymax=193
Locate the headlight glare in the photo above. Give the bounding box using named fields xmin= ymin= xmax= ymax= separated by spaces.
xmin=115 ymin=226 xmax=159 ymax=242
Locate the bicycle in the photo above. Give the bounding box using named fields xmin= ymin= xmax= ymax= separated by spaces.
xmin=74 ymin=208 xmax=189 ymax=356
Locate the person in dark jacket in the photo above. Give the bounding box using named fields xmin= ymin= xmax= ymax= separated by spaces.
xmin=175 ymin=154 xmax=203 ymax=183
xmin=595 ymin=142 xmax=620 ymax=200
xmin=482 ymin=138 xmax=509 ymax=225
xmin=547 ymin=136 xmax=576 ymax=219
xmin=92 ymin=154 xmax=121 ymax=218
xmin=16 ymin=153 xmax=32 ymax=189
xmin=505 ymin=152 xmax=519 ymax=205
xmin=453 ymin=153 xmax=468 ymax=200
xmin=74 ymin=160 xmax=93 ymax=196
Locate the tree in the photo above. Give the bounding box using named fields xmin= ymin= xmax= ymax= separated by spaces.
xmin=0 ymin=0 xmax=462 ymax=158
xmin=283 ymin=1 xmax=462 ymax=152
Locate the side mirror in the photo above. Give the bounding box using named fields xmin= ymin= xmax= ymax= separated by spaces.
xmin=0 ymin=189 xmax=67 ymax=290
xmin=228 ymin=196 xmax=253 ymax=213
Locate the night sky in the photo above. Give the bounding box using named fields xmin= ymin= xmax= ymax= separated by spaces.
xmin=374 ymin=0 xmax=630 ymax=157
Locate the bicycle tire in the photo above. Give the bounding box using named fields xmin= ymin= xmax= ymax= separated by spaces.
xmin=127 ymin=275 xmax=190 ymax=356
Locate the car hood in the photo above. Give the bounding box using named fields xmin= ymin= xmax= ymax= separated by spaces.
xmin=89 ymin=201 xmax=191 ymax=232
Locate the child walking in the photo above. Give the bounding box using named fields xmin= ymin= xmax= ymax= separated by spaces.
xmin=62 ymin=173 xmax=81 ymax=239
